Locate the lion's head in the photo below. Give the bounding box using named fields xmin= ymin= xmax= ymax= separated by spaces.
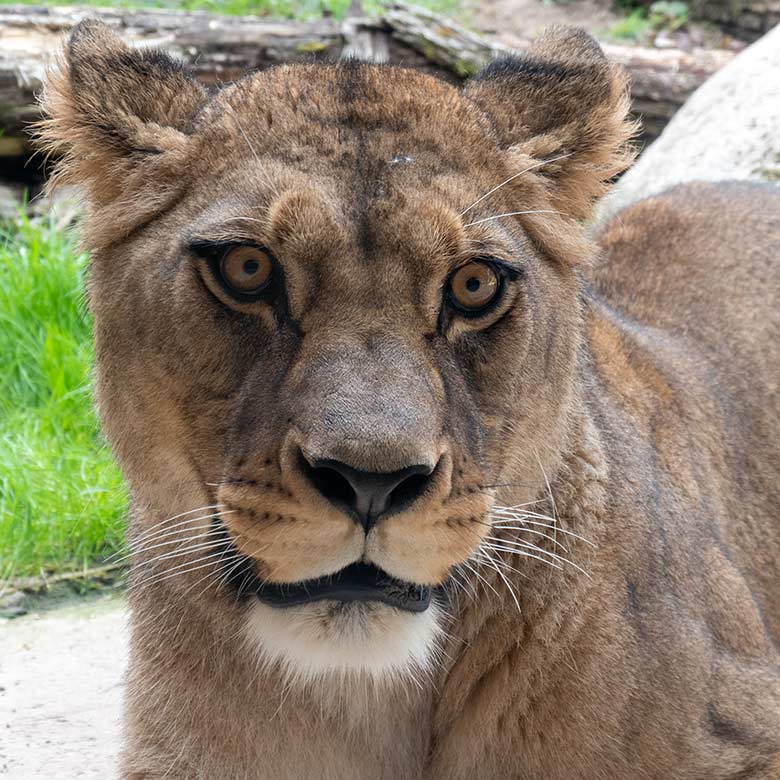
xmin=40 ymin=22 xmax=632 ymax=682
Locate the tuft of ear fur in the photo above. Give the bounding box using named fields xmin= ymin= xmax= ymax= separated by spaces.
xmin=37 ymin=20 xmax=206 ymax=221
xmin=464 ymin=27 xmax=637 ymax=219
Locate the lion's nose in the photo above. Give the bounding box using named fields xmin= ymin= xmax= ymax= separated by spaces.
xmin=300 ymin=455 xmax=436 ymax=531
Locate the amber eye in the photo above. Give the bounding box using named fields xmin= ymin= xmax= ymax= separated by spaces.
xmin=219 ymin=246 xmax=273 ymax=295
xmin=448 ymin=262 xmax=501 ymax=313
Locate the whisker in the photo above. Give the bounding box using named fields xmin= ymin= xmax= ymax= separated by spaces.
xmin=122 ymin=515 xmax=229 ymax=558
xmin=485 ymin=507 xmax=574 ymax=547
xmin=215 ymin=555 xmax=251 ymax=594
xmin=485 ymin=536 xmax=590 ymax=578
xmin=491 ymin=510 xmax=560 ymax=528
xmin=459 ymin=153 xmax=574 ymax=215
xmin=451 ymin=566 xmax=479 ymax=603
xmin=190 ymin=551 xmax=243 ymax=601
xmin=123 ymin=505 xmax=226 ymax=547
xmin=124 ymin=510 xmax=233 ymax=551
xmin=132 ymin=548 xmax=240 ymax=589
xmin=217 ymin=217 xmax=265 ymax=226
xmin=534 ymin=451 xmax=559 ymax=527
xmin=479 ymin=520 xmax=569 ymax=553
xmin=115 ymin=520 xmax=233 ymax=564
xmin=114 ymin=525 xmax=225 ymax=567
xmin=132 ymin=537 xmax=236 ymax=569
xmin=106 ymin=504 xmax=226 ymax=560
xmin=481 ymin=541 xmax=563 ymax=571
xmin=480 ymin=483 xmax=539 ymax=489
xmin=446 ymin=571 xmax=472 ymax=604
xmin=475 ymin=548 xmax=522 ymax=614
xmin=492 ymin=506 xmax=555 ymax=518
xmin=464 ymin=210 xmax=560 ymax=228
xmin=475 ymin=549 xmax=528 ymax=582
xmin=492 ymin=520 xmax=595 ymax=547
xmin=232 ymin=111 xmax=261 ymax=166
xmin=462 ymin=559 xmax=502 ymax=601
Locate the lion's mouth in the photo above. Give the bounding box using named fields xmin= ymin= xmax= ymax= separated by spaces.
xmin=255 ymin=562 xmax=432 ymax=613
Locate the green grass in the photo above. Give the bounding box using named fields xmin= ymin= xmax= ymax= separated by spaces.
xmin=0 ymin=0 xmax=459 ymax=20
xmin=0 ymin=214 xmax=127 ymax=582
xmin=607 ymin=1 xmax=689 ymax=41
xmin=608 ymin=7 xmax=652 ymax=40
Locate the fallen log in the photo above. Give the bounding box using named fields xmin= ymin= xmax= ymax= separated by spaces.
xmin=689 ymin=0 xmax=780 ymax=41
xmin=383 ymin=3 xmax=737 ymax=141
xmin=0 ymin=1 xmax=737 ymax=147
xmin=0 ymin=5 xmax=347 ymax=137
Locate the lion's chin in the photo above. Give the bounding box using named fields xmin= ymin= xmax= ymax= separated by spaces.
xmin=243 ymin=597 xmax=443 ymax=685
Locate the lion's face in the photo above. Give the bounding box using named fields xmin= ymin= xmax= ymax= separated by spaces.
xmin=42 ymin=23 xmax=632 ymax=681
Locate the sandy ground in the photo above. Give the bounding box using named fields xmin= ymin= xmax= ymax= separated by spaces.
xmin=464 ymin=0 xmax=623 ymax=47
xmin=0 ymin=595 xmax=128 ymax=780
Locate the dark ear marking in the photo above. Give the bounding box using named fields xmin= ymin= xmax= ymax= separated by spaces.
xmin=473 ymin=58 xmax=587 ymax=89
xmin=64 ymin=20 xmax=205 ymax=136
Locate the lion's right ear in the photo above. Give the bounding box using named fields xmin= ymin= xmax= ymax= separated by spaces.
xmin=38 ymin=20 xmax=206 ymax=204
xmin=463 ymin=27 xmax=635 ymax=220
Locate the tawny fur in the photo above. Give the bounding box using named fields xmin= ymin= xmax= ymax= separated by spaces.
xmin=38 ymin=20 xmax=780 ymax=780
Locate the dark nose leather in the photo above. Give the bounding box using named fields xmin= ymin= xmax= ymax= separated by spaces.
xmin=302 ymin=456 xmax=435 ymax=531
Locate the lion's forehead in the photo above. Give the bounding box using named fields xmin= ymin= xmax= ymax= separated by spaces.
xmin=197 ymin=63 xmax=499 ymax=178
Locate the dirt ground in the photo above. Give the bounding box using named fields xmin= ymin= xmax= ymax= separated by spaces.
xmin=465 ymin=0 xmax=623 ymax=46
xmin=0 ymin=595 xmax=127 ymax=779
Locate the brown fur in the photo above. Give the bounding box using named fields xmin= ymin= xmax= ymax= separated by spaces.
xmin=39 ymin=21 xmax=780 ymax=779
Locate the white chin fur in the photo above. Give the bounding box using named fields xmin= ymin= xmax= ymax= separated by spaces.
xmin=244 ymin=598 xmax=443 ymax=685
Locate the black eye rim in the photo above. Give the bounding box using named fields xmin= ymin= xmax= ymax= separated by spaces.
xmin=445 ymin=257 xmax=519 ymax=319
xmin=189 ymin=239 xmax=279 ymax=303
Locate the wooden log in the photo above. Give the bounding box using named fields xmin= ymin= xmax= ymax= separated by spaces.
xmin=383 ymin=3 xmax=737 ymax=142
xmin=0 ymin=5 xmax=347 ymax=137
xmin=689 ymin=0 xmax=780 ymax=41
xmin=0 ymin=1 xmax=738 ymax=147
xmin=577 ymin=0 xmax=780 ymax=40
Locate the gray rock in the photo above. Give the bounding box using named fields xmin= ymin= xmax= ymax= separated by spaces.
xmin=29 ymin=185 xmax=83 ymax=230
xmin=0 ymin=182 xmax=25 ymax=221
xmin=597 ymin=24 xmax=780 ymax=222
xmin=0 ymin=590 xmax=28 ymax=619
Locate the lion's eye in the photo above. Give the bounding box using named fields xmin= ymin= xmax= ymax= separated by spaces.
xmin=448 ymin=262 xmax=500 ymax=313
xmin=219 ymin=246 xmax=273 ymax=294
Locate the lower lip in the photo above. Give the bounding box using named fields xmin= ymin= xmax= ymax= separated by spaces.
xmin=255 ymin=562 xmax=432 ymax=613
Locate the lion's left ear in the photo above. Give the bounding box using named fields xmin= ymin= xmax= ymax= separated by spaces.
xmin=463 ymin=27 xmax=636 ymax=219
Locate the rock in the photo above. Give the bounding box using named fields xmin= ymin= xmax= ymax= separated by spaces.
xmin=597 ymin=24 xmax=780 ymax=222
xmin=29 ymin=185 xmax=83 ymax=231
xmin=689 ymin=0 xmax=780 ymax=42
xmin=0 ymin=590 xmax=28 ymax=619
xmin=0 ymin=181 xmax=25 ymax=221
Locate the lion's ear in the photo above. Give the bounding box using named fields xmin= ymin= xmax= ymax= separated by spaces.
xmin=463 ymin=27 xmax=636 ymax=219
xmin=38 ymin=20 xmax=206 ymax=203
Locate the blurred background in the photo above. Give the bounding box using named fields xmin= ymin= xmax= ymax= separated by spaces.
xmin=0 ymin=0 xmax=777 ymax=604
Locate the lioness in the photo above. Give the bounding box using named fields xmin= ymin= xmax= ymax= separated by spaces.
xmin=40 ymin=20 xmax=780 ymax=779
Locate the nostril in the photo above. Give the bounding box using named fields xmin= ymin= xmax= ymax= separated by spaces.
xmin=297 ymin=449 xmax=437 ymax=529
xmin=388 ymin=470 xmax=432 ymax=513
xmin=298 ymin=453 xmax=356 ymax=508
